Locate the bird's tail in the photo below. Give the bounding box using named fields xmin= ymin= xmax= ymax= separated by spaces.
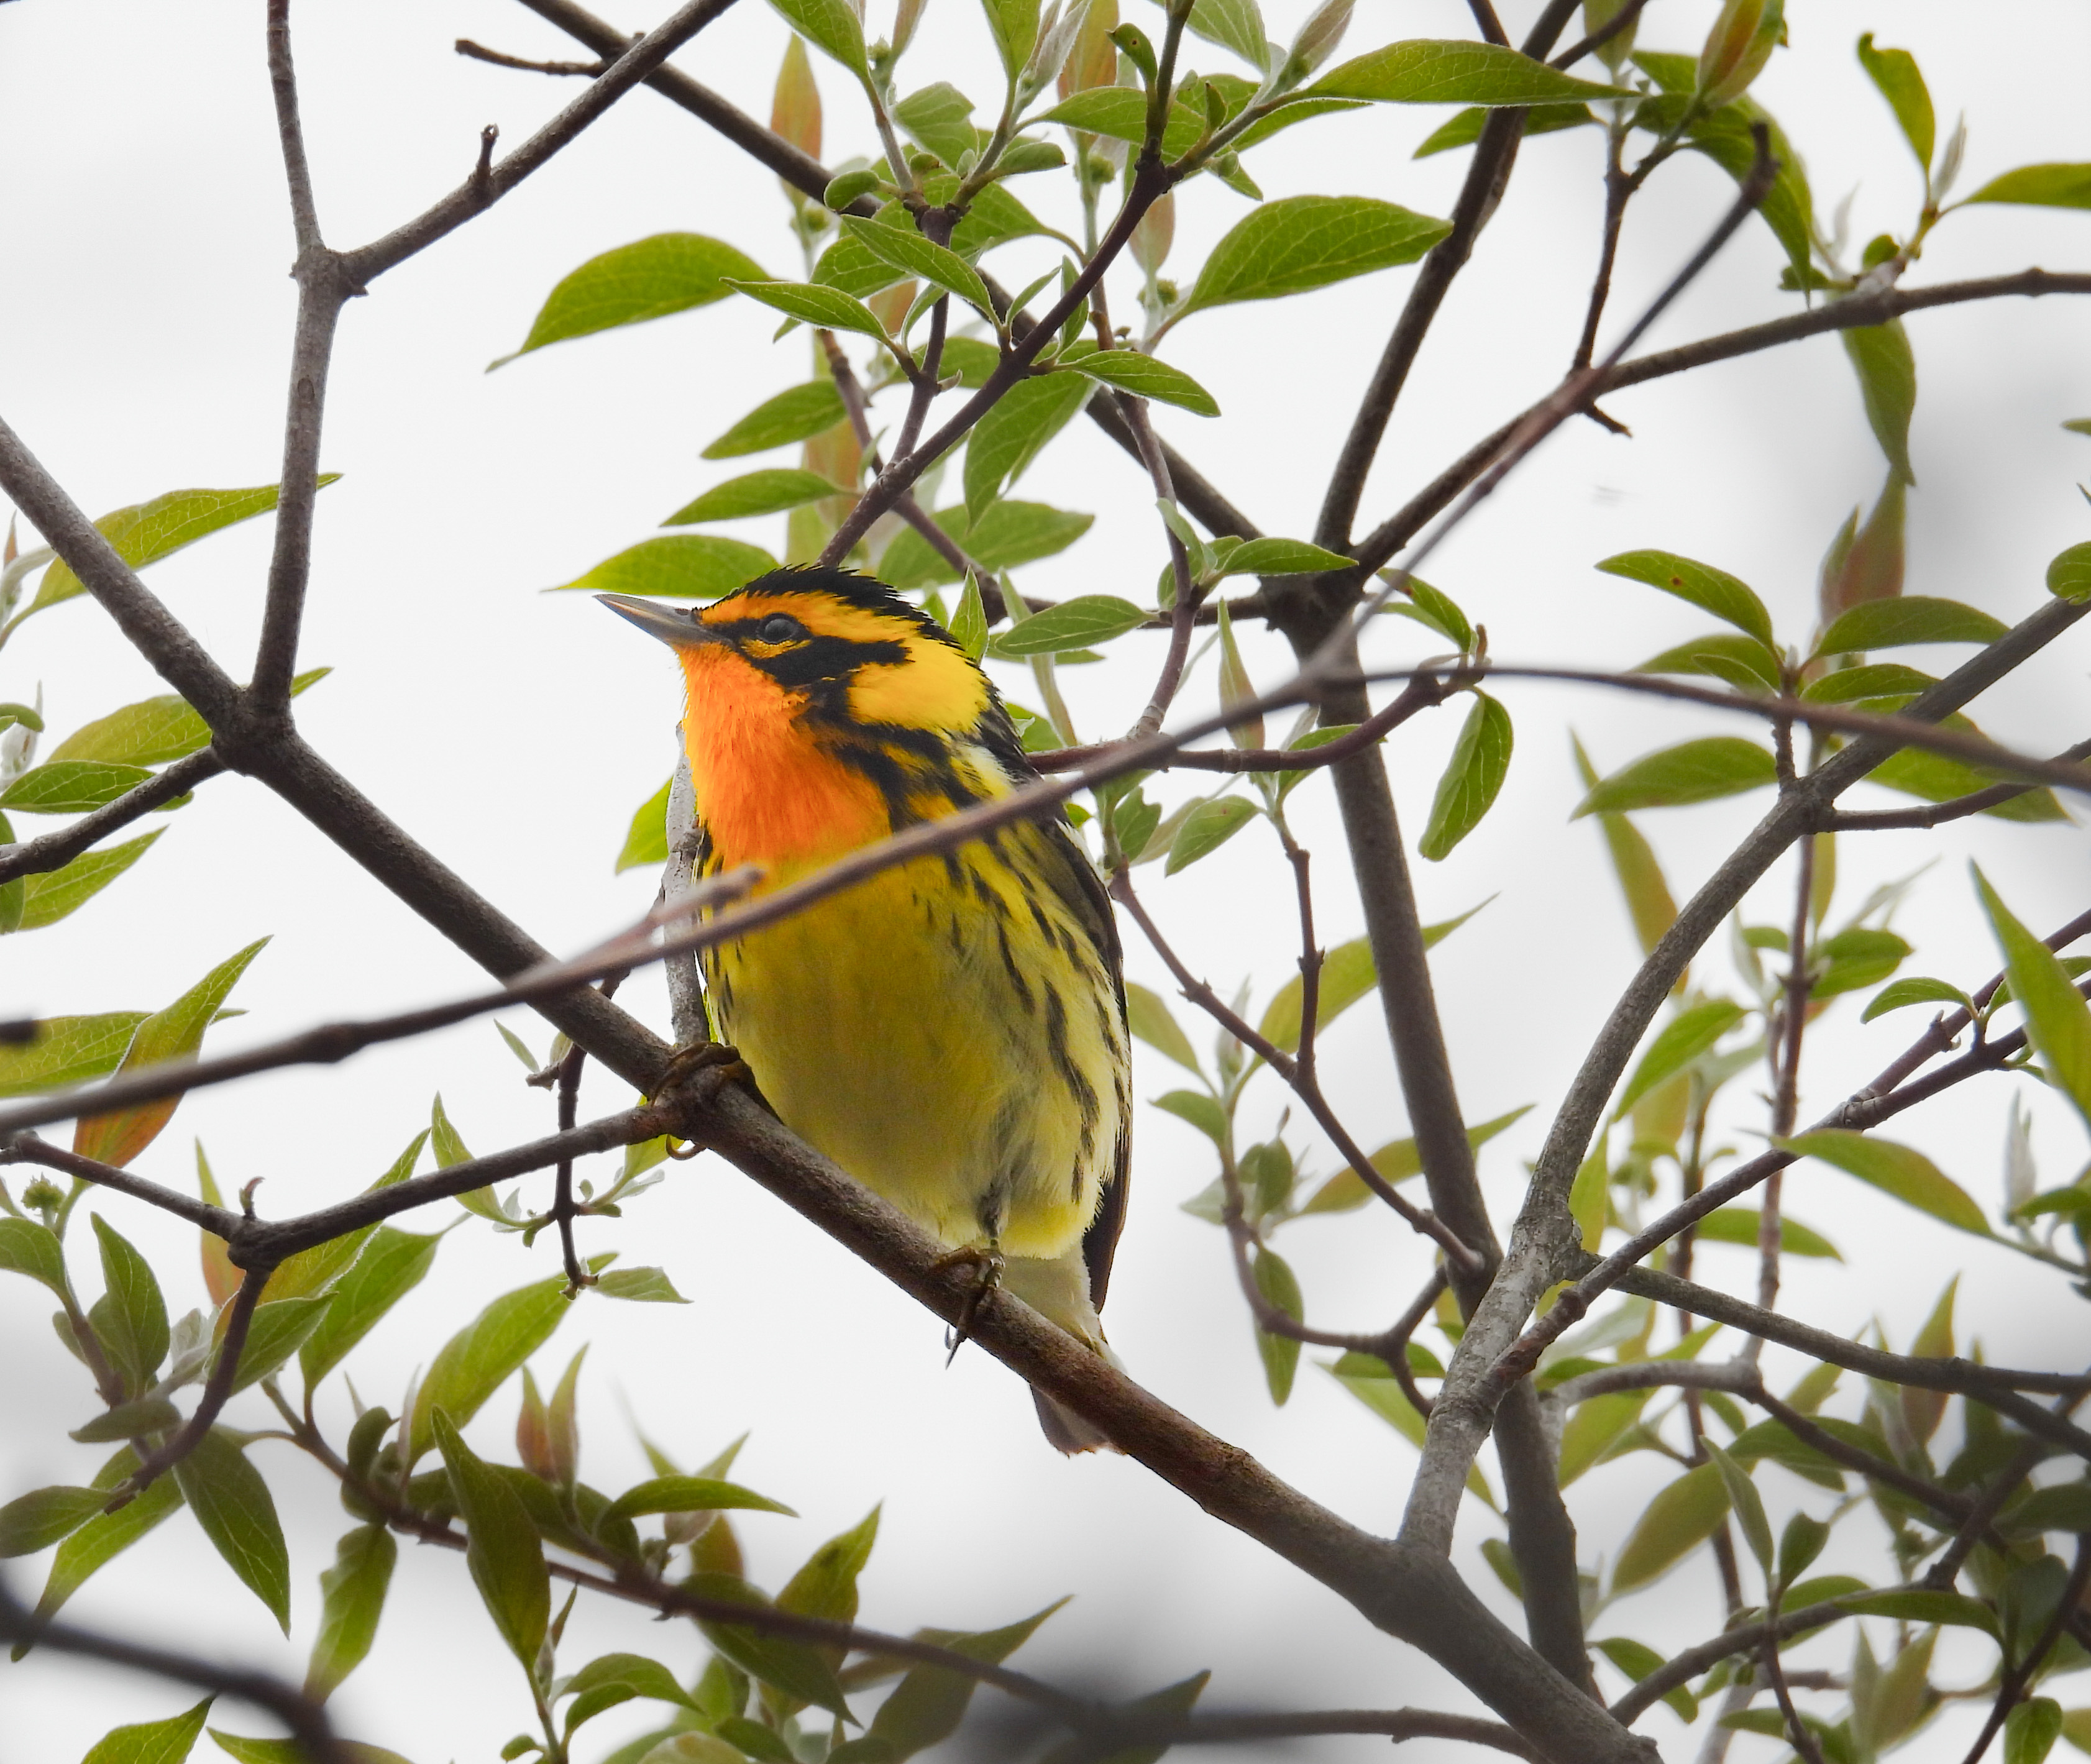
xmin=1003 ymin=1250 xmax=1122 ymax=1455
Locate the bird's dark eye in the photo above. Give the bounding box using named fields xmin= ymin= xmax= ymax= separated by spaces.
xmin=757 ymin=613 xmax=807 ymax=644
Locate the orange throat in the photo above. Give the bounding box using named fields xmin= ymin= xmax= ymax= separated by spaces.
xmin=679 ymin=645 xmax=887 ymax=871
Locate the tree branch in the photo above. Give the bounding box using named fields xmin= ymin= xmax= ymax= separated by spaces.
xmin=0 ymin=749 xmax=224 ymax=885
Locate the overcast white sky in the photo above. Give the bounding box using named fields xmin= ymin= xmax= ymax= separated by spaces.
xmin=3 ymin=1 xmax=2090 ymax=1760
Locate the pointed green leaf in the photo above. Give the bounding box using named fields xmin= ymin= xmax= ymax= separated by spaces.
xmin=702 ymin=382 xmax=848 ymax=459
xmin=617 ymin=778 xmax=672 ymax=873
xmin=0 ymin=1011 xmax=150 ymax=1095
xmin=2006 ymin=1698 xmax=2064 ymax=1764
xmin=306 ymin=1524 xmax=396 ymax=1702
xmin=1862 ymin=747 xmax=2065 ymax=823
xmin=410 ymin=1267 xmax=588 ymax=1461
xmin=1185 ymin=0 xmax=1270 ymax=70
xmin=224 ymin=1296 xmax=331 ymax=1393
xmin=1251 ymin=1246 xmax=1302 ymax=1404
xmin=1976 ymin=869 xmax=2091 ymax=1130
xmin=25 ymin=1446 xmax=183 ymax=1634
xmin=1596 ymin=550 xmax=1775 ymax=649
xmin=1219 ymin=536 xmax=1352 ymax=575
xmin=1965 ymin=165 xmax=2091 ymax=211
xmin=1061 ymin=350 xmax=1219 ymax=417
xmin=1164 ymin=796 xmax=1259 ymax=872
xmin=2047 ymin=541 xmax=2091 ymax=605
xmin=947 ymin=570 xmax=989 ymax=662
xmin=1842 ymin=319 xmax=1918 ymax=482
xmin=1301 ymin=1106 xmax=1529 ymax=1213
xmin=0 ymin=760 xmax=153 ymax=813
xmin=1633 ymin=631 xmax=1782 ymax=693
xmin=1312 ymin=39 xmax=1624 ymax=104
xmin=1691 ymin=1207 xmax=1841 ymax=1259
xmin=994 ymin=593 xmax=1147 ymax=656
xmin=1860 ymin=975 xmax=1974 ymax=1023
xmin=1614 ymin=1000 xmax=1744 ymax=1118
xmin=1573 ymin=737 xmax=1777 ymax=815
xmin=1177 ymin=197 xmax=1450 ymax=319
xmin=1855 ymin=34 xmax=1934 ymax=171
xmin=979 ymin=0 xmax=1039 ymax=78
xmin=1418 ymin=691 xmax=1511 ymax=861
xmin=1613 ymin=1462 xmax=1729 ymax=1591
xmin=1801 ymin=661 xmax=1938 ymax=704
xmin=963 ymin=374 xmax=1092 ymax=519
xmin=27 ymin=482 xmax=340 ymax=622
xmin=867 ymin=1602 xmax=1064 ymax=1760
xmin=81 ymin=1699 xmax=213 ymax=1764
xmin=50 ymin=672 xmax=325 ymax=768
xmin=766 ymin=0 xmax=869 ymax=74
xmin=0 ymin=1484 xmax=106 ymax=1557
xmin=1783 ymin=1129 xmax=1990 ymax=1236
xmin=1414 ymin=101 xmax=1593 ymax=156
xmin=1152 ymin=1089 xmax=1227 ymax=1143
xmin=1703 ymin=1437 xmax=1772 ymax=1572
xmin=892 ymin=83 xmax=983 ymax=170
xmin=596 ymin=1266 xmax=691 ymax=1303
xmin=0 ymin=1216 xmax=68 ymax=1293
xmin=605 ymin=1476 xmax=796 ymax=1521
xmin=15 ymin=833 xmax=165 ymax=933
xmin=841 ymin=218 xmax=994 ymax=318
xmin=90 ymin=1213 xmax=170 ymax=1392
xmin=1038 ymin=88 xmax=1205 ymax=157
xmin=663 ymin=470 xmax=846 ymax=526
xmin=1814 ymin=595 xmax=2009 ymax=656
xmin=563 ymin=1653 xmax=700 ymax=1739
xmin=173 ymin=1427 xmax=291 ymax=1631
xmin=548 ymin=535 xmax=777 ymax=600
xmin=877 ymin=502 xmax=1092 ymax=590
xmin=433 ymin=1409 xmax=549 ymax=1666
xmin=686 ymin=1573 xmax=853 ymax=1718
xmin=1836 ymin=1588 xmax=2000 ymax=1637
xmin=725 ymin=278 xmax=889 ymax=340
xmin=494 ymin=235 xmax=767 ymax=365
xmin=300 ymin=1225 xmax=441 ymax=1388
xmin=208 ymin=1737 xmax=411 ymax=1764
xmin=1124 ymin=982 xmax=1201 ymax=1074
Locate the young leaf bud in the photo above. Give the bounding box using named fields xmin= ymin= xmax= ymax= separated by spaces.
xmin=1696 ymin=0 xmax=1784 ymax=109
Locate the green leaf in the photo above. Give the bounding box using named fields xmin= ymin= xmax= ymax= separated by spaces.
xmin=27 ymin=482 xmax=339 ymax=623
xmin=0 ymin=1010 xmax=149 ymax=1095
xmin=617 ymin=778 xmax=672 ymax=873
xmin=81 ymin=1699 xmax=213 ymax=1764
xmin=1703 ymin=1437 xmax=1772 ymax=1572
xmin=306 ymin=1524 xmax=396 ymax=1702
xmin=702 ymin=382 xmax=848 ymax=459
xmin=892 ymin=83 xmax=983 ymax=170
xmin=2008 ymin=1698 xmax=2065 ymax=1764
xmin=0 ymin=759 xmax=153 ymax=813
xmin=564 ymin=1653 xmax=700 ymax=1739
xmin=1777 ymin=1512 xmax=1830 ymax=1589
xmin=0 ymin=1484 xmax=106 ymax=1557
xmin=597 ymin=1266 xmax=691 ymax=1303
xmin=1251 ymin=1246 xmax=1302 ymax=1404
xmin=1965 ymin=164 xmax=2091 ymax=211
xmin=1614 ymin=1000 xmax=1745 ymax=1118
xmin=1312 ymin=39 xmax=1624 ymax=104
xmin=173 ymin=1427 xmax=291 ymax=1632
xmin=1815 ymin=594 xmax=2009 ymax=656
xmin=1576 ymin=737 xmax=1680 ymax=956
xmin=1783 ymin=1129 xmax=1990 ymax=1236
xmin=1836 ymin=1588 xmax=2000 ymax=1638
xmin=300 ymin=1225 xmax=441 ymax=1388
xmin=1220 ymin=536 xmax=1353 ymax=575
xmin=1977 ymin=869 xmax=2091 ymax=1130
xmin=1185 ymin=0 xmax=1270 ymax=70
xmin=1633 ymin=631 xmax=1782 ymax=693
xmin=868 ymin=1603 xmax=1063 ymax=1761
xmin=1176 ymin=196 xmax=1450 ymax=320
xmin=994 ymin=593 xmax=1148 ymax=655
xmin=2049 ymin=542 xmax=2091 ymax=604
xmin=24 ymin=1446 xmax=183 ymax=1637
xmin=841 ymin=217 xmax=994 ymax=318
xmin=13 ymin=833 xmax=163 ymax=933
xmin=1124 ymin=982 xmax=1201 ymax=1074
xmin=1035 ymin=89 xmax=1204 ymax=158
xmin=1152 ymin=1089 xmax=1227 ymax=1144
xmin=1860 ymin=975 xmax=1974 ymax=1022
xmin=877 ymin=502 xmax=1092 ymax=590
xmin=1692 ymin=1207 xmax=1841 ymax=1259
xmin=50 ymin=672 xmax=326 ymax=769
xmin=1165 ymin=796 xmax=1259 ymax=872
xmin=1328 ymin=1364 xmax=1496 ymax=1504
xmin=0 ymin=1216 xmax=68 ymax=1292
xmin=1612 ymin=1462 xmax=1729 ymax=1591
xmin=1414 ymin=101 xmax=1593 ymax=157
xmin=493 ymin=235 xmax=768 ymax=366
xmin=75 ymin=939 xmax=267 ymax=1169
xmin=2002 ymin=1483 xmax=2091 ymax=1539
xmin=663 ymin=470 xmax=846 ymax=526
xmin=725 ymin=278 xmax=889 ymax=341
xmin=980 ymin=0 xmax=1039 ymax=76
xmin=1842 ymin=319 xmax=1918 ymax=483
xmin=1596 ymin=550 xmax=1776 ymax=649
xmin=1417 ymin=692 xmax=1511 ymax=861
xmin=1061 ymin=349 xmax=1219 ymax=417
xmin=1802 ymin=661 xmax=1938 ymax=704
xmin=410 ymin=1267 xmax=587 ymax=1461
xmin=90 ymin=1213 xmax=170 ymax=1392
xmin=1855 ymin=34 xmax=1934 ymax=171
xmin=70 ymin=1396 xmax=181 ymax=1445
xmin=963 ymin=374 xmax=1092 ymax=519
xmin=1593 ymin=1637 xmax=1696 ymax=1722
xmin=223 ymin=1296 xmax=331 ymax=1393
xmin=1572 ymin=737 xmax=1777 ymax=815
xmin=433 ymin=1409 xmax=550 ymax=1666
xmin=687 ymin=1573 xmax=853 ymax=1719
xmin=766 ymin=0 xmax=869 ymax=75
xmin=605 ymin=1476 xmax=796 ymax=1521
xmin=1861 ymin=747 xmax=2065 ymax=823
xmin=548 ymin=536 xmax=778 ymax=600
xmin=1301 ymin=1106 xmax=1529 ymax=1213
xmin=946 ymin=571 xmax=989 ymax=664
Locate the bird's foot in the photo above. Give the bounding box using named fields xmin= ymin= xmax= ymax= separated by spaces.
xmin=933 ymin=1241 xmax=1006 ymax=1361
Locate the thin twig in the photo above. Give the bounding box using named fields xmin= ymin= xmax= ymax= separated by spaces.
xmin=119 ymin=1261 xmax=273 ymax=1501
xmin=1121 ymin=392 xmax=1201 ymax=737
xmin=0 ymin=749 xmax=224 ymax=885
xmin=1823 ymin=738 xmax=2091 ymax=828
xmin=1956 ymin=1537 xmax=2091 ymax=1764
xmin=457 ymin=38 xmax=609 ymax=75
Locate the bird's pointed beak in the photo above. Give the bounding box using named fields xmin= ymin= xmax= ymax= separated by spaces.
xmin=596 ymin=593 xmax=725 ymax=648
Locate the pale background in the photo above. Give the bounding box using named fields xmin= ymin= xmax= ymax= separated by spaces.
xmin=2 ymin=1 xmax=2089 ymax=1760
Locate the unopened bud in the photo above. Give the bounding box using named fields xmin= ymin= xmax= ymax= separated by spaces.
xmin=1696 ymin=0 xmax=1783 ymax=109
xmin=1060 ymin=0 xmax=1119 ymax=98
